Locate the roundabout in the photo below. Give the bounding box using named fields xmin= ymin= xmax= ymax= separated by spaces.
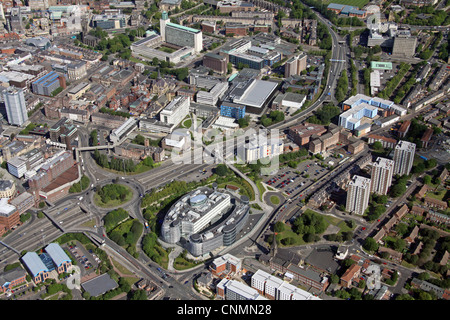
xmin=92 ymin=183 xmax=134 ymax=209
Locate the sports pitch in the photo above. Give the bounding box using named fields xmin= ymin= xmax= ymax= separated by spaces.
xmin=323 ymin=0 xmax=370 ymax=9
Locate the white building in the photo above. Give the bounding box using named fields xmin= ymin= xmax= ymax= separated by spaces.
xmin=159 ymin=96 xmax=190 ymax=127
xmin=281 ymin=92 xmax=306 ymax=109
xmin=251 ymin=269 xmax=321 ymax=300
xmin=109 ymin=118 xmax=138 ymax=144
xmin=161 ymin=187 xmax=231 ymax=243
xmin=3 ymin=87 xmax=28 ymax=126
xmin=217 ymin=278 xmax=266 ymax=300
xmin=393 ymin=140 xmax=416 ymax=176
xmin=346 ymin=175 xmax=371 ymax=215
xmin=196 ymin=81 xmax=228 ymax=106
xmin=212 ymin=116 xmax=239 ymax=131
xmin=160 ymin=11 xmax=203 ymax=53
xmin=237 ymin=135 xmax=283 ymax=163
xmin=371 ymin=157 xmax=394 ymax=195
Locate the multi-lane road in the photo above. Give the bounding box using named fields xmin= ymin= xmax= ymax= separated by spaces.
xmin=269 ymin=11 xmax=347 ymax=130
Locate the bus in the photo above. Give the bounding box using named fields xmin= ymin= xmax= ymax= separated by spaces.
xmin=144 ymin=222 xmax=149 ymax=229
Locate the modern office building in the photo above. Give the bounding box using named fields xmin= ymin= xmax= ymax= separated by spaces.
xmin=338 ymin=102 xmax=378 ymax=131
xmin=220 ymin=102 xmax=246 ymax=119
xmin=7 ymin=148 xmax=44 ymax=179
xmin=339 ymin=93 xmax=406 ymax=131
xmin=0 ymin=267 xmax=27 ymax=293
xmin=392 ymin=35 xmax=417 ymax=58
xmin=342 ymin=94 xmax=395 ymax=111
xmin=159 ymin=96 xmax=190 ymax=126
xmin=21 ymin=242 xmax=72 ymax=284
xmin=223 ymin=79 xmax=279 ymax=115
xmin=160 ymin=186 xmax=250 ymax=257
xmin=210 ymin=254 xmax=242 ymax=276
xmin=44 ymin=243 xmax=72 ymax=274
xmin=237 ymin=135 xmax=284 ymax=163
xmin=160 ymin=11 xmax=203 ymax=53
xmin=229 ymin=51 xmax=265 ymax=69
xmin=0 ymin=198 xmax=20 ymax=232
xmin=92 ymin=13 xmax=126 ymax=30
xmin=371 ymin=157 xmax=394 ymax=195
xmin=21 ymin=252 xmax=50 ymax=284
xmin=2 ymin=86 xmax=28 ymax=126
xmin=346 ymin=175 xmax=371 ymax=215
xmin=31 ymin=71 xmax=64 ymax=97
xmin=203 ymin=53 xmax=228 ymax=74
xmin=393 ymin=140 xmax=416 ymax=176
xmin=220 ymin=38 xmax=252 ymax=55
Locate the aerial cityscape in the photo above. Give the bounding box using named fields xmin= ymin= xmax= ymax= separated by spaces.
xmin=0 ymin=0 xmax=449 ymax=305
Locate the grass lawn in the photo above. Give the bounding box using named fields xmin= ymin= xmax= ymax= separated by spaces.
xmin=424 ymin=188 xmax=450 ymax=214
xmin=80 ymin=219 xmax=96 ymax=228
xmin=217 ymin=179 xmax=255 ymax=201
xmin=270 ymin=195 xmax=280 ymax=205
xmin=277 ymin=228 xmax=307 ymax=246
xmin=157 ymin=46 xmax=176 ymax=53
xmin=111 ymin=258 xmax=134 ymax=276
xmin=425 ymin=188 xmax=448 ymax=201
xmin=134 ymin=162 xmax=161 ymax=174
xmin=275 ymin=209 xmax=355 ymax=247
xmin=322 ymin=0 xmax=370 ymax=8
xmin=256 ymin=181 xmax=266 ymax=201
xmin=174 ymin=256 xmax=202 ymax=270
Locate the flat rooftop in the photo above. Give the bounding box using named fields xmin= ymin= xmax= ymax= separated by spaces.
xmin=231 ymin=79 xmax=278 ymax=108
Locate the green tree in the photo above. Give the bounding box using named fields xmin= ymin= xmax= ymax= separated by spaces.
xmin=215 ymin=164 xmax=228 ymax=176
xmin=363 ymin=237 xmax=378 ymax=252
xmin=274 ymin=221 xmax=285 ymax=233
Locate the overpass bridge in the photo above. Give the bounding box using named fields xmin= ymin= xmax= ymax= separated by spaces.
xmin=76 ymin=144 xmax=115 ymax=152
xmin=0 ymin=240 xmax=20 ymax=255
xmin=42 ymin=210 xmax=66 ymax=233
xmin=74 ymin=144 xmax=117 ymax=163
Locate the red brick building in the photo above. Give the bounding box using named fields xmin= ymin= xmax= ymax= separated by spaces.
xmin=0 ymin=268 xmax=27 ymax=293
xmin=209 ymin=254 xmax=242 ymax=277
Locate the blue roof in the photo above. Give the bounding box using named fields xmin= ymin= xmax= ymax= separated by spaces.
xmin=22 ymin=252 xmax=48 ymax=277
xmin=327 ymin=3 xmax=345 ymax=10
xmin=341 ymin=5 xmax=356 ymax=14
xmin=33 ymin=71 xmax=59 ymax=87
xmin=349 ymin=8 xmax=366 ymax=14
xmin=45 ymin=243 xmax=71 ymax=267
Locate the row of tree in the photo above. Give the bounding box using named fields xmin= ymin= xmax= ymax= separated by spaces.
xmin=69 ymin=175 xmax=90 ymax=193
xmin=109 ymin=219 xmax=143 ymax=258
xmin=93 ymin=150 xmax=136 ymax=173
xmin=103 ymin=207 xmax=130 ymax=233
xmin=377 ymin=63 xmax=411 ymax=100
xmin=335 ymin=70 xmax=349 ymax=103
